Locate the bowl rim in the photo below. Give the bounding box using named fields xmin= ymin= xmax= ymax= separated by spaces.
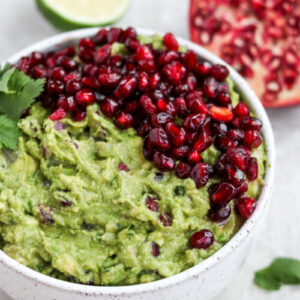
xmin=1 ymin=27 xmax=275 ymax=296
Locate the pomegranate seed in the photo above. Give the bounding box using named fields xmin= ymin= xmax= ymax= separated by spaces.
xmin=73 ymin=110 xmax=86 ymax=122
xmin=114 ymin=112 xmax=133 ymax=129
xmin=79 ymin=38 xmax=94 ymax=49
xmin=210 ymin=182 xmax=236 ymax=205
xmin=159 ymin=213 xmax=173 ymax=226
xmin=152 ymin=242 xmax=160 ymax=257
xmin=235 ymin=180 xmax=249 ymax=196
xmin=124 ymin=100 xmax=140 ymax=114
xmin=136 ymin=45 xmax=154 ymax=61
xmin=137 ymin=118 xmax=152 ymax=137
xmin=49 ymin=108 xmax=66 ymax=121
xmin=193 ymin=135 xmax=213 ymax=152
xmin=146 ymin=197 xmax=159 ymax=212
xmin=64 ymin=71 xmax=81 ymax=82
xmin=190 ymin=162 xmax=211 ymax=188
xmin=203 ymin=77 xmax=219 ymax=98
xmin=153 ymin=152 xmax=175 ymax=171
xmin=227 ymin=129 xmax=245 ymax=141
xmin=156 ymin=99 xmax=168 ymax=112
xmin=143 ymin=136 xmax=155 ymax=160
xmin=226 ymin=147 xmax=249 ymax=171
xmin=211 ymin=122 xmax=228 ymax=136
xmin=78 ymin=46 xmax=95 ymax=63
xmin=65 ymin=79 xmax=82 ymax=94
xmin=246 ymin=157 xmax=258 ymax=180
xmin=172 ymin=146 xmax=189 ymax=159
xmin=157 ymin=51 xmax=179 ymax=66
xmin=56 ymin=56 xmax=77 ymax=71
xmin=50 ymin=67 xmax=66 ymax=81
xmin=163 ymin=61 xmax=186 ymax=84
xmin=94 ymin=44 xmax=111 ymax=64
xmin=138 ymin=59 xmax=156 ymax=72
xmin=124 ymin=37 xmax=140 ymax=51
xmin=17 ymin=57 xmax=31 ymax=74
xmin=149 ymin=73 xmax=161 ymax=89
xmin=243 ymin=130 xmax=263 ymax=148
xmin=225 ymin=164 xmax=244 ymax=187
xmin=114 ymin=76 xmax=137 ymax=99
xmin=45 ymin=56 xmax=56 ymax=69
xmin=214 ymin=154 xmax=228 ymax=175
xmin=183 ymin=113 xmax=206 ymax=131
xmin=208 ymin=204 xmax=231 ymax=223
xmin=98 ymin=73 xmax=121 ymax=87
xmin=189 ymin=230 xmax=214 ymax=249
xmin=194 ymin=61 xmax=212 ymax=76
xmin=181 ymin=50 xmax=197 ymax=70
xmin=214 ymin=135 xmax=237 ymax=151
xmin=150 ymin=113 xmax=173 ymax=127
xmin=174 ymin=97 xmax=188 ymax=117
xmin=92 ymin=29 xmax=107 ymax=45
xmin=149 ymin=128 xmax=171 ymax=151
xmin=166 ymin=122 xmax=186 ymax=146
xmin=57 ymin=95 xmax=76 ymax=112
xmin=75 ymin=89 xmax=95 ymax=107
xmin=118 ymin=163 xmax=129 ymax=172
xmin=140 ymin=95 xmax=157 ymax=116
xmin=47 ymin=79 xmax=64 ymax=95
xmin=209 ymin=105 xmax=233 ymax=122
xmin=82 ymin=76 xmax=100 ymax=89
xmin=31 ymin=66 xmax=47 ymax=79
xmin=234 ymin=102 xmax=250 ymax=117
xmin=175 ymin=161 xmax=192 ymax=179
xmin=99 ymin=98 xmax=118 ymax=118
xmin=216 ymin=92 xmax=231 ymax=106
xmin=120 ymin=27 xmax=137 ymax=42
xmin=210 ymin=64 xmax=229 ymax=81
xmin=163 ymin=33 xmax=179 ymax=51
xmin=107 ymin=28 xmax=122 ymax=43
xmin=29 ymin=51 xmax=45 ymax=65
xmin=236 ymin=195 xmax=256 ymax=219
xmin=186 ymin=91 xmax=209 ymax=114
xmin=188 ymin=150 xmax=202 ymax=164
xmin=138 ymin=71 xmax=149 ymax=91
xmin=185 ymin=131 xmax=198 ymax=145
xmin=55 ymin=46 xmax=75 ymax=58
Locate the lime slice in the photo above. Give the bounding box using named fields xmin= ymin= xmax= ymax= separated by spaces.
xmin=36 ymin=0 xmax=131 ymax=31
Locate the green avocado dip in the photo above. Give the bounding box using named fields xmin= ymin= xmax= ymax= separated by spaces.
xmin=0 ymin=34 xmax=267 ymax=286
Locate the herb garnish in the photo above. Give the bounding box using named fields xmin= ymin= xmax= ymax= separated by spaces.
xmin=254 ymin=257 xmax=300 ymax=291
xmin=0 ymin=65 xmax=45 ymax=150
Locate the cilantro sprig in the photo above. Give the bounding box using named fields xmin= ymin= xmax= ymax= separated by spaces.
xmin=0 ymin=65 xmax=45 ymax=150
xmin=254 ymin=257 xmax=300 ymax=291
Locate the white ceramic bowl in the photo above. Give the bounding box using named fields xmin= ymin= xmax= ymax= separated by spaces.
xmin=1 ymin=28 xmax=275 ymax=300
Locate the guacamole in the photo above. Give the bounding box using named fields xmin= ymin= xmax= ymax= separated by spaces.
xmin=0 ymin=101 xmax=266 ymax=285
xmin=0 ymin=33 xmax=267 ymax=286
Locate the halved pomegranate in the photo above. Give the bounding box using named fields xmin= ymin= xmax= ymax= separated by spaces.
xmin=189 ymin=0 xmax=300 ymax=107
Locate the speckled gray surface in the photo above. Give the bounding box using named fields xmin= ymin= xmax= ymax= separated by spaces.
xmin=0 ymin=0 xmax=299 ymax=299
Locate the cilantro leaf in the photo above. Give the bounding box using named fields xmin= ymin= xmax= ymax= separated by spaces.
xmin=0 ymin=67 xmax=45 ymax=120
xmin=0 ymin=65 xmax=45 ymax=150
xmin=254 ymin=257 xmax=300 ymax=291
xmin=0 ymin=115 xmax=20 ymax=150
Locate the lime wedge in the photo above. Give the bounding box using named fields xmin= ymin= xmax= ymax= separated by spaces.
xmin=36 ymin=0 xmax=131 ymax=31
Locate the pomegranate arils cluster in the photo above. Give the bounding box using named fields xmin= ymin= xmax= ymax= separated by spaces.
xmin=190 ymin=0 xmax=300 ymax=107
xmin=19 ymin=28 xmax=263 ymax=229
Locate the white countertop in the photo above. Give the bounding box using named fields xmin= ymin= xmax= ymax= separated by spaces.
xmin=0 ymin=0 xmax=299 ymax=299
